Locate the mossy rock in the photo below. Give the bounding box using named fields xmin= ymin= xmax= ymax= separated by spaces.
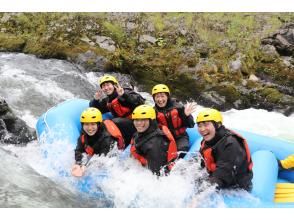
xmin=256 ymin=61 xmax=294 ymax=88
xmin=213 ymin=84 xmax=241 ymax=103
xmin=246 ymin=80 xmax=260 ymax=89
xmin=23 ymin=37 xmax=68 ymax=59
xmin=0 ymin=33 xmax=25 ymax=51
xmin=260 ymin=87 xmax=283 ymax=103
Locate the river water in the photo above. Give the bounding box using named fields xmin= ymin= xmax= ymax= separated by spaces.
xmin=0 ymin=52 xmax=293 ymax=208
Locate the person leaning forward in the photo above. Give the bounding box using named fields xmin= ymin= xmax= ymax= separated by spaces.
xmin=130 ymin=105 xmax=178 ymax=176
xmin=196 ymin=108 xmax=253 ymax=191
xmin=71 ymin=107 xmax=126 ymax=177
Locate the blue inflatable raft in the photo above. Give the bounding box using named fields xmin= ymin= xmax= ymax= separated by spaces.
xmin=36 ymin=99 xmax=294 ymax=207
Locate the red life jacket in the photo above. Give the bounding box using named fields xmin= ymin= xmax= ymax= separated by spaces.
xmin=156 ymin=109 xmax=186 ymax=137
xmin=200 ymin=130 xmax=253 ymax=173
xmin=81 ymin=120 xmax=125 ymax=156
xmin=103 ymin=119 xmax=125 ymax=150
xmin=107 ymin=98 xmax=132 ymax=119
xmin=130 ymin=125 xmax=178 ymax=171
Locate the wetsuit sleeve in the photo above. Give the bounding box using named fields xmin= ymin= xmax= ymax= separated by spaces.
xmin=74 ymin=137 xmax=84 ymax=164
xmin=178 ymin=106 xmax=195 ymax=128
xmin=118 ymin=88 xmax=145 ymax=109
xmin=89 ymin=97 xmax=109 ymax=113
xmin=210 ymin=138 xmax=246 ymax=188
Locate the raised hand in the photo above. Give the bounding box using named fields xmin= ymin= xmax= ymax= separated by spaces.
xmin=184 ymin=102 xmax=197 ymax=116
xmin=94 ymin=89 xmax=103 ymax=100
xmin=115 ymin=84 xmax=124 ymax=96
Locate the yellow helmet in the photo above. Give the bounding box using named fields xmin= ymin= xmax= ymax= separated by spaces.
xmin=196 ymin=108 xmax=223 ymax=124
xmin=80 ymin=107 xmax=102 ymax=123
xmin=132 ymin=105 xmax=156 ymax=120
xmin=152 ymin=84 xmax=170 ymax=96
xmin=99 ymin=75 xmax=118 ymax=87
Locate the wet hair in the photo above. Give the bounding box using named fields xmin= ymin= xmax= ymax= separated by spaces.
xmin=212 ymin=121 xmax=222 ymax=130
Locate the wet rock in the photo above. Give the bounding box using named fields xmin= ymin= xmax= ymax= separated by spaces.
xmin=198 ymin=91 xmax=227 ymax=110
xmin=261 ymin=23 xmax=294 ymax=56
xmin=126 ymin=22 xmax=137 ymax=31
xmin=249 ymin=74 xmax=259 ymax=82
xmin=0 ymin=97 xmax=36 ymax=145
xmin=139 ymin=35 xmax=157 ymax=44
xmin=75 ymin=50 xmax=109 ymax=72
xmin=261 ymin=44 xmax=279 ymax=57
xmin=281 ymin=56 xmax=294 ymax=68
xmin=80 ymin=36 xmax=95 ymax=46
xmin=229 ymin=59 xmax=242 ymax=73
xmin=94 ymin=36 xmax=116 ymax=52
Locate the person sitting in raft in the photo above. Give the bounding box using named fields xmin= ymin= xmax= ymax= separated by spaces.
xmin=279 ymin=154 xmax=294 ymax=170
xmin=152 ymin=84 xmax=197 ymax=159
xmin=71 ymin=107 xmax=125 ymax=177
xmin=196 ymin=108 xmax=253 ymax=191
xmin=130 ymin=104 xmax=178 ymax=176
xmin=89 ymin=75 xmax=145 ymax=145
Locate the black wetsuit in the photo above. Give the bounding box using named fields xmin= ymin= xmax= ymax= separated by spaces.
xmin=200 ymin=125 xmax=253 ymax=191
xmin=132 ymin=121 xmax=171 ymax=175
xmin=74 ymin=124 xmax=117 ymax=164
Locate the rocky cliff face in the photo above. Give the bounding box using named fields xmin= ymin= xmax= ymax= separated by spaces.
xmin=0 ymin=12 xmax=293 ymax=115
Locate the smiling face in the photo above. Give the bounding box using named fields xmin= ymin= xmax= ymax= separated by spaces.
xmin=133 ymin=119 xmax=150 ymax=133
xmin=154 ymin=92 xmax=168 ymax=108
xmin=83 ymin=122 xmax=98 ymax=136
xmin=101 ymin=82 xmax=115 ymax=96
xmin=197 ymin=121 xmax=216 ymax=142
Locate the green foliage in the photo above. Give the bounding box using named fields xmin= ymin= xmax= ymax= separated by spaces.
xmin=0 ymin=33 xmax=25 ymax=51
xmin=102 ymin=21 xmax=126 ymax=45
xmin=0 ymin=12 xmax=293 ymax=108
xmin=149 ymin=13 xmax=165 ymax=32
xmin=260 ymin=87 xmax=282 ymax=103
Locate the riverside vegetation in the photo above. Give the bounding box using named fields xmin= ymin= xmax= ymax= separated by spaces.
xmin=0 ymin=12 xmax=293 ymax=115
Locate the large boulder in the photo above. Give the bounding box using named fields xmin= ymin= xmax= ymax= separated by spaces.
xmin=261 ymin=23 xmax=294 ymax=56
xmin=0 ymin=98 xmax=36 ymax=145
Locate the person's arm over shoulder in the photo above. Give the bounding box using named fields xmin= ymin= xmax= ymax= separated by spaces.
xmin=118 ymin=88 xmax=145 ymax=107
xmin=89 ymin=97 xmax=109 ymax=113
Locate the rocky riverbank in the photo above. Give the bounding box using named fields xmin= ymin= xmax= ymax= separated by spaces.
xmin=0 ymin=12 xmax=293 ymax=115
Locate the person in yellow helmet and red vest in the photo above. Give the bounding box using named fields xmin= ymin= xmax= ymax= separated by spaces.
xmin=130 ymin=105 xmax=178 ymax=175
xmin=152 ymin=84 xmax=197 ymax=159
xmin=71 ymin=107 xmax=125 ymax=177
xmin=196 ymin=108 xmax=253 ymax=191
xmin=90 ymin=75 xmax=145 ymax=145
